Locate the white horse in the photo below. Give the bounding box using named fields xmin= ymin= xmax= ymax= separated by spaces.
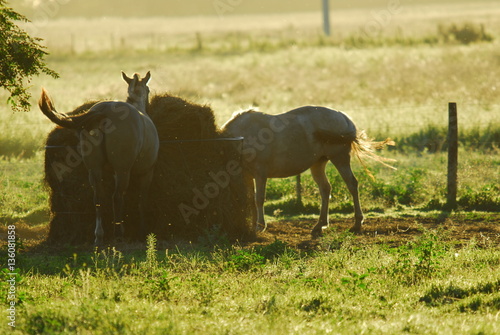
xmin=222 ymin=106 xmax=393 ymax=237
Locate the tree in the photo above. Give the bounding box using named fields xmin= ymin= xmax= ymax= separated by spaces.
xmin=0 ymin=0 xmax=58 ymax=112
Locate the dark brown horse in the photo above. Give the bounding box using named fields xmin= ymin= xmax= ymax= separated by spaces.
xmin=39 ymin=72 xmax=159 ymax=245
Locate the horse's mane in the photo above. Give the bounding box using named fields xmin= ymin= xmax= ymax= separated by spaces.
xmin=221 ymin=107 xmax=260 ymax=129
xmin=233 ymin=107 xmax=260 ymax=117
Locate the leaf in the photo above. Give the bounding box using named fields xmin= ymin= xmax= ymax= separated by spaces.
xmin=0 ymin=1 xmax=59 ymax=112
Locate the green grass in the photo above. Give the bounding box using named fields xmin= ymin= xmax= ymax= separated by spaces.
xmin=0 ymin=155 xmax=48 ymax=224
xmin=1 ymin=3 xmax=499 ymax=333
xmin=2 ymin=233 xmax=500 ymax=334
xmin=0 ymin=2 xmax=498 ymax=228
xmin=2 ymin=1 xmax=500 ymax=157
xmin=265 ymin=150 xmax=500 ymax=216
xmin=1 ymin=149 xmax=497 ymax=230
xmin=2 ymin=43 xmax=499 ymax=157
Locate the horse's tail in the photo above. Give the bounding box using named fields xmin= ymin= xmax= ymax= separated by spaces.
xmin=351 ymin=130 xmax=396 ymax=179
xmin=38 ymin=88 xmax=79 ymax=129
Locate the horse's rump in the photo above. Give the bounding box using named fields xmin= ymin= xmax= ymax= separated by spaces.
xmin=313 ymin=129 xmax=357 ymax=145
xmin=74 ymin=110 xmax=109 ymax=132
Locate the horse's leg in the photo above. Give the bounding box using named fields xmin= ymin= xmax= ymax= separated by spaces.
xmin=310 ymin=159 xmax=331 ymax=238
xmin=330 ymin=150 xmax=364 ymax=233
xmin=137 ymin=169 xmax=154 ymax=241
xmin=112 ymin=171 xmax=131 ymax=241
xmin=89 ymin=169 xmax=105 ymax=246
xmin=254 ymin=173 xmax=268 ymax=232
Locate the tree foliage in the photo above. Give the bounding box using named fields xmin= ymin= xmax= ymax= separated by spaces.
xmin=0 ymin=0 xmax=58 ymax=112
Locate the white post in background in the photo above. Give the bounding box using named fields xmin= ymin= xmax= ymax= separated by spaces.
xmin=322 ymin=0 xmax=331 ymax=36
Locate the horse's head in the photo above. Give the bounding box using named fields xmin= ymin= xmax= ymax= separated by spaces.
xmin=122 ymin=71 xmax=151 ymax=113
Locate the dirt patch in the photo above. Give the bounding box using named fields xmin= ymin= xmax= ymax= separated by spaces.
xmin=2 ymin=214 xmax=499 ymax=252
xmin=247 ymin=214 xmax=500 ymax=250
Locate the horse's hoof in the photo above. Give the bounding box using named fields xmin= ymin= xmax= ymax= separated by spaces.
xmin=255 ymin=223 xmax=267 ymax=233
xmin=349 ymin=226 xmax=362 ymax=234
xmin=311 ymin=229 xmax=323 ymax=239
xmin=311 ymin=224 xmax=327 ymax=239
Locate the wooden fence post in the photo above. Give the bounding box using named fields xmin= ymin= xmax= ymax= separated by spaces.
xmin=446 ymin=102 xmax=458 ymax=210
xmin=295 ymin=174 xmax=303 ymax=207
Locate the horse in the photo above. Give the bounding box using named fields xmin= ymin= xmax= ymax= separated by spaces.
xmin=222 ymin=106 xmax=393 ymax=237
xmin=39 ymin=71 xmax=159 ymax=246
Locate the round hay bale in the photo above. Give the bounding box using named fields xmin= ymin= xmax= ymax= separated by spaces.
xmin=44 ymin=94 xmax=254 ymax=245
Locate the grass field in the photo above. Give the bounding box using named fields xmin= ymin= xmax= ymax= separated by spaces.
xmin=1 ymin=0 xmax=500 ymax=333
xmin=2 ymin=232 xmax=500 ymax=334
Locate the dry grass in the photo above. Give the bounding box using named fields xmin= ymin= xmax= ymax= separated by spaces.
xmin=2 ymin=1 xmax=499 ymax=139
xmin=1 ymin=0 xmax=499 ymax=239
xmin=10 ymin=1 xmax=500 ymax=52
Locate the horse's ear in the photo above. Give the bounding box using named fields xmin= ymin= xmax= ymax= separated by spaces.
xmin=143 ymin=71 xmax=151 ymax=84
xmin=122 ymin=71 xmax=133 ymax=84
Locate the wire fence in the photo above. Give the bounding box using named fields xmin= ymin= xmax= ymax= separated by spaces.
xmin=1 ymin=101 xmax=498 ymax=164
xmin=1 ymin=102 xmax=498 ymax=222
xmin=2 ymin=102 xmax=499 ymax=125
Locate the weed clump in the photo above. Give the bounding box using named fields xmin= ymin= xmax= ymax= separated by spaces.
xmin=458 ymin=185 xmax=500 ymax=212
xmin=420 ymin=279 xmax=500 ymax=313
xmin=226 ymin=239 xmax=297 ymax=272
xmin=438 ymin=22 xmax=494 ymax=45
xmin=227 ymin=249 xmax=265 ymax=272
xmin=388 ymin=228 xmax=449 ymax=285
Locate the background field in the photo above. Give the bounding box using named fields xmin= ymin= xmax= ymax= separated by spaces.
xmin=2 ymin=0 xmax=499 ymax=223
xmin=1 ymin=0 xmax=500 ymax=333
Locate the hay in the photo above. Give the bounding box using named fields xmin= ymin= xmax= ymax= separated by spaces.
xmin=44 ymin=94 xmax=254 ymax=245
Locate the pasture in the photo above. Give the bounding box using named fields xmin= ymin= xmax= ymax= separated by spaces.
xmin=1 ymin=0 xmax=500 ymax=333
